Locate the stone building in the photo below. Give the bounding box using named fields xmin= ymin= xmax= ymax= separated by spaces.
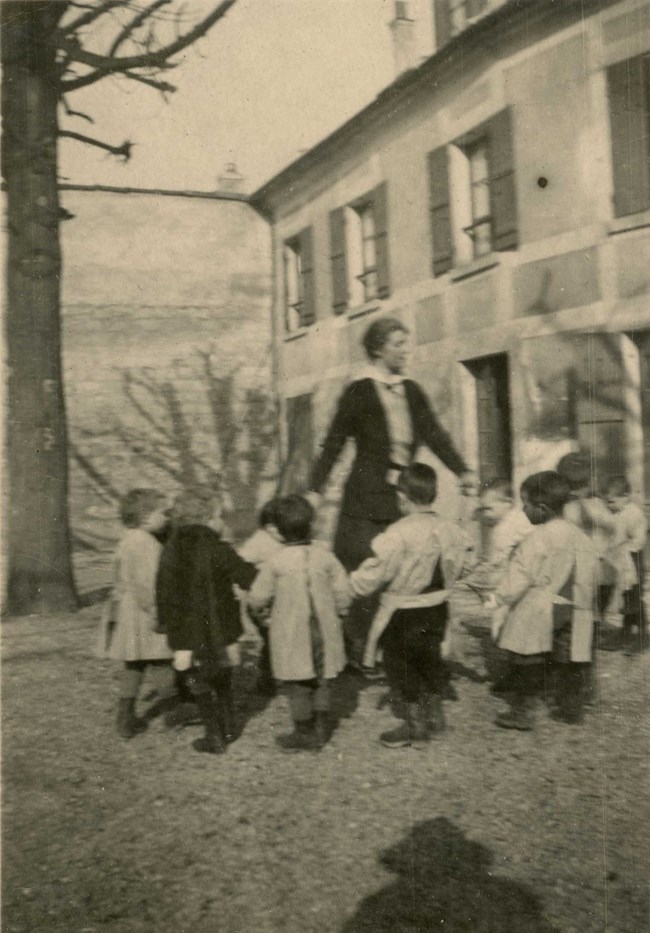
xmin=251 ymin=0 xmax=650 ymax=519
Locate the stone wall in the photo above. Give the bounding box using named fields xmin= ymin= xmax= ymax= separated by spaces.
xmin=60 ymin=189 xmax=273 ymax=591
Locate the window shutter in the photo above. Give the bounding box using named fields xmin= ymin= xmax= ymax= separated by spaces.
xmin=488 ymin=107 xmax=518 ymax=251
xmin=433 ymin=0 xmax=451 ymax=49
xmin=329 ymin=207 xmax=348 ymax=314
xmin=428 ymin=146 xmax=453 ymax=275
xmin=373 ymin=182 xmax=391 ymax=299
xmin=298 ymin=226 xmax=315 ymax=327
xmin=607 ymin=55 xmax=650 ymax=218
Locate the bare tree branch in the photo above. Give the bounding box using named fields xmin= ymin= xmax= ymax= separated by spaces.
xmin=108 ymin=0 xmax=171 ymax=57
xmin=59 ymin=129 xmax=132 ymax=160
xmin=61 ymin=0 xmax=124 ymax=36
xmin=62 ymin=94 xmax=94 ymax=123
xmin=122 ymin=70 xmax=176 ymax=94
xmin=60 ymin=0 xmax=235 ymax=92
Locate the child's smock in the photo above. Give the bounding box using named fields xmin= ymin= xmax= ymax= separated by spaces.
xmin=350 ymin=511 xmax=472 ymax=665
xmin=98 ymin=528 xmax=171 ymax=662
xmin=495 ymin=518 xmax=596 ymax=662
xmin=249 ymin=544 xmax=350 ymax=681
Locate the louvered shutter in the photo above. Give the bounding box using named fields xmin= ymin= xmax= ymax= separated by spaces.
xmin=488 ymin=108 xmax=518 ymax=251
xmin=607 ymin=55 xmax=650 ymax=218
xmin=373 ymin=182 xmax=390 ymax=299
xmin=433 ymin=0 xmax=452 ymax=49
xmin=299 ymin=226 xmax=315 ymax=326
xmin=329 ymin=207 xmax=348 ymax=314
xmin=428 ymin=146 xmax=453 ymax=275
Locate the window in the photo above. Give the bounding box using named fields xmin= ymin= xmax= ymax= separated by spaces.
xmin=345 ymin=200 xmax=378 ymax=306
xmin=282 ymin=227 xmax=315 ymax=333
xmin=428 ymin=108 xmax=518 ymax=275
xmin=607 ymin=53 xmax=650 ymax=218
xmin=330 ymin=183 xmax=390 ymax=313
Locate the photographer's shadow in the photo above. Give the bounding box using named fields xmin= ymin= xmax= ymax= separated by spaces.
xmin=342 ymin=817 xmax=558 ymax=933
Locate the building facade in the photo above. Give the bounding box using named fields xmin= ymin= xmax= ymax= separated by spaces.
xmin=252 ymin=0 xmax=650 ymax=518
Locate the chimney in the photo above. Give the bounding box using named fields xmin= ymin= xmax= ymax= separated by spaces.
xmin=389 ymin=1 xmax=418 ymax=76
xmin=217 ymin=162 xmax=244 ymax=193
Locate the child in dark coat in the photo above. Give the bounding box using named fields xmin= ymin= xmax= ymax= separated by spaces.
xmin=156 ymin=486 xmax=257 ymax=755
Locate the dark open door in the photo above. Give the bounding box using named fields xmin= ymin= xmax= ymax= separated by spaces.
xmin=465 ymin=353 xmax=512 ymax=484
xmin=633 ymin=330 xmax=650 ymax=508
xmin=279 ymin=393 xmax=313 ymax=495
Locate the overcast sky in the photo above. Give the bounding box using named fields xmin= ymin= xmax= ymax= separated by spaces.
xmin=60 ymin=0 xmax=433 ymax=194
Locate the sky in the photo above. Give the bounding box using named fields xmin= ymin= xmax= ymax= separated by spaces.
xmin=59 ymin=0 xmax=434 ymax=194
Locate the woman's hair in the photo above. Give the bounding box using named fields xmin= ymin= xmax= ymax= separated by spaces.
xmin=120 ymin=488 xmax=164 ymax=528
xmin=362 ymin=316 xmax=408 ymax=360
xmin=556 ymin=451 xmax=593 ymax=492
xmin=259 ymin=497 xmax=281 ymax=529
xmin=273 ymin=495 xmax=314 ymax=543
xmin=398 ymin=463 xmax=438 ymax=506
xmin=604 ymin=474 xmax=631 ymax=497
xmin=172 ymin=485 xmax=220 ymax=525
xmin=520 ymin=471 xmax=571 ymax=518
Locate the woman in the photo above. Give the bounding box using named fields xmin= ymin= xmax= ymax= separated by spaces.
xmin=308 ymin=316 xmax=472 ymax=668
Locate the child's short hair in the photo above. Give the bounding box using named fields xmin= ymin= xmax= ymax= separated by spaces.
xmin=520 ymin=471 xmax=571 ymax=517
xmin=259 ymin=497 xmax=281 ymax=528
xmin=481 ymin=477 xmax=513 ymax=499
xmin=398 ymin=463 xmax=438 ymax=506
xmin=273 ymin=495 xmax=314 ymax=543
xmin=173 ymin=485 xmax=220 ymax=525
xmin=120 ymin=488 xmax=164 ymax=528
xmin=556 ymin=451 xmax=593 ymax=492
xmin=604 ymin=474 xmax=631 ymax=496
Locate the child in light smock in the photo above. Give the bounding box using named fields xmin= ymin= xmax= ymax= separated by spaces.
xmin=602 ymin=475 xmax=648 ymax=654
xmin=349 ymin=464 xmax=472 ymax=749
xmin=249 ymin=495 xmax=350 ymax=753
xmin=489 ymin=471 xmax=596 ymax=730
xmin=97 ymin=488 xmax=172 ymax=739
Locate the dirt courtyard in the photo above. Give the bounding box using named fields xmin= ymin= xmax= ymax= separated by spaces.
xmin=2 ymin=597 xmax=648 ymax=933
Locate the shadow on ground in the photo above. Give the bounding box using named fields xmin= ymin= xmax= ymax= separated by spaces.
xmin=342 ymin=817 xmax=559 ymax=933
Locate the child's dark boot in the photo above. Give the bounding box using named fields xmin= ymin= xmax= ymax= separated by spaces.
xmin=193 ymin=693 xmax=226 ymax=755
xmin=422 ymin=693 xmax=446 ymax=735
xmin=116 ymin=698 xmax=147 ymax=739
xmin=495 ymin=693 xmax=534 ymax=731
xmin=276 ymin=719 xmax=319 ymax=753
xmin=380 ymin=703 xmax=429 ymax=749
xmin=313 ymin=711 xmax=332 ymax=748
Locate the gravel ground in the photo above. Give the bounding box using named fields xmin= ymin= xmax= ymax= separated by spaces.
xmin=2 ymin=593 xmax=649 ymax=933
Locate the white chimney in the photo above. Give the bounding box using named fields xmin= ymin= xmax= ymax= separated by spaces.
xmin=389 ymin=1 xmax=419 ymax=76
xmin=217 ymin=162 xmax=244 ymax=193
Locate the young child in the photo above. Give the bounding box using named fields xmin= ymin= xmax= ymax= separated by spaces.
xmin=97 ymin=488 xmax=172 ymax=739
xmin=603 ymin=475 xmax=648 ymax=654
xmin=156 ymin=486 xmax=257 ymax=755
xmin=249 ymin=495 xmax=350 ymax=752
xmin=489 ymin=471 xmax=596 ymax=730
xmin=238 ymin=498 xmax=283 ymax=694
xmin=476 ymin=477 xmax=533 ymax=583
xmin=349 ymin=464 xmax=472 ymax=749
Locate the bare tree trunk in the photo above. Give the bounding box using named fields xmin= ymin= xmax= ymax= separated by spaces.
xmin=2 ymin=1 xmax=78 ymax=614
